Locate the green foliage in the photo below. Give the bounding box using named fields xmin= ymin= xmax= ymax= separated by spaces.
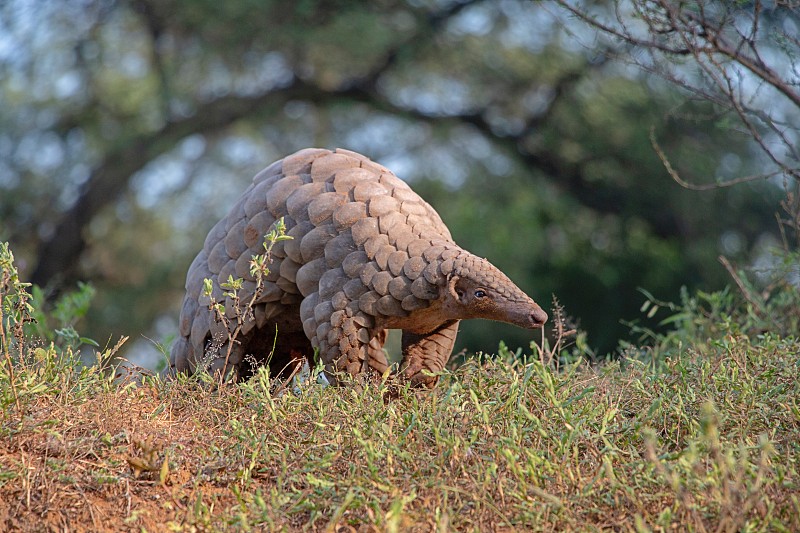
xmin=0 ymin=242 xmax=33 ymax=339
xmin=623 ymin=248 xmax=800 ymax=360
xmin=1 ymin=239 xmax=97 ymax=351
xmin=29 ymin=282 xmax=98 ymax=349
xmin=0 ymin=242 xmax=125 ymax=416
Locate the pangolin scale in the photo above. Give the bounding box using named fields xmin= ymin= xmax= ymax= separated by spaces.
xmin=170 ymin=148 xmax=547 ymax=387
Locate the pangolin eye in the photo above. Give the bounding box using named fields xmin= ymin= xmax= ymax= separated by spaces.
xmin=474 ymin=290 xmax=486 ymax=298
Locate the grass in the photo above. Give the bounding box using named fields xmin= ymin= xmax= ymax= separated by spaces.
xmin=2 ymin=242 xmax=800 ymax=531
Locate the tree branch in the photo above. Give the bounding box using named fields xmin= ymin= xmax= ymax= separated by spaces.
xmin=30 ymin=0 xmax=489 ymax=289
xmin=555 ymin=0 xmax=800 ymax=189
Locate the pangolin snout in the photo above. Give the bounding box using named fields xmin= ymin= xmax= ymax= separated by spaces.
xmin=502 ymin=300 xmax=548 ymax=329
xmin=529 ymin=306 xmax=548 ymax=328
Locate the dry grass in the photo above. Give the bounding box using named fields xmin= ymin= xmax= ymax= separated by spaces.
xmin=1 ymin=334 xmax=799 ymax=532
xmin=3 ymin=241 xmax=800 ymax=531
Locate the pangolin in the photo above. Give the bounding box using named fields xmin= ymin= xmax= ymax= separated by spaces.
xmin=170 ymin=148 xmax=547 ymax=387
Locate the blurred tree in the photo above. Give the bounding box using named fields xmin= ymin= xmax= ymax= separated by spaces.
xmin=0 ymin=0 xmax=789 ymax=366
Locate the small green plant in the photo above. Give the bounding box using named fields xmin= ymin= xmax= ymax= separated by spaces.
xmin=1 ymin=241 xmax=126 ymax=418
xmin=201 ymin=218 xmax=294 ymax=385
xmin=626 ymin=188 xmax=800 ymax=360
xmin=28 ymin=282 xmax=98 ymax=349
xmin=0 ymin=242 xmax=31 ymax=411
xmin=623 ymin=267 xmax=800 ymax=362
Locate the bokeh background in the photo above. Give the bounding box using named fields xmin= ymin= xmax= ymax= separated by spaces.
xmin=0 ymin=0 xmax=794 ymax=369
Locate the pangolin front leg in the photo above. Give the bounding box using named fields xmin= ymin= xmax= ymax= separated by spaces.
xmin=401 ymin=320 xmax=460 ymax=388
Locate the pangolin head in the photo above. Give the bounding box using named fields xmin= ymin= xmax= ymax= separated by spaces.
xmin=441 ymin=252 xmax=547 ymax=329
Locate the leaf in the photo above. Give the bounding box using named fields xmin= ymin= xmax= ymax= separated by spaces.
xmin=127 ymin=457 xmax=150 ymax=477
xmin=202 ymin=278 xmax=214 ymax=297
xmin=79 ymin=337 xmax=100 ymax=347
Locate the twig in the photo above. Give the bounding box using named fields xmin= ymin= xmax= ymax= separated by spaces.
xmin=718 ymin=255 xmax=765 ymax=315
xmin=650 ymin=127 xmax=783 ymax=190
xmin=270 ymin=357 xmax=306 ymax=398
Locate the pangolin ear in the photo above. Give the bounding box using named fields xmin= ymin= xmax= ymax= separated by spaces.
xmin=447 ymin=275 xmax=464 ymax=302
